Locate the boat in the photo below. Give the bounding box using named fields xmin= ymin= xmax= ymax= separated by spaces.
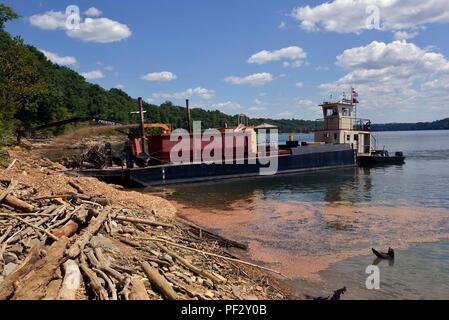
xmin=313 ymin=89 xmax=406 ymax=167
xmin=75 ymin=90 xmax=404 ymax=187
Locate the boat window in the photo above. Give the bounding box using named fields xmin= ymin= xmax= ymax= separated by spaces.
xmin=325 ymin=108 xmax=338 ymax=117
xmin=334 ymin=133 xmax=338 ymax=140
xmin=342 ymin=108 xmax=351 ymax=116
xmin=347 ymin=135 xmax=350 ymax=141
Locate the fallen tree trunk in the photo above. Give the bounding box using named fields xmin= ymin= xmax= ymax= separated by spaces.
xmin=113 ymin=215 xmax=174 ymax=228
xmin=57 ymin=259 xmax=81 ymax=300
xmin=66 ymin=209 xmax=109 ymax=259
xmin=129 ymin=276 xmax=150 ymax=300
xmin=0 ymin=243 xmax=43 ymax=300
xmin=179 ymin=219 xmax=248 ymax=250
xmin=141 ymin=261 xmax=178 ymax=300
xmin=11 ymin=237 xmax=70 ymax=300
xmin=0 ymin=179 xmax=18 ymax=203
xmin=1 ymin=195 xmax=34 ymax=213
xmin=155 ymin=242 xmax=225 ymax=285
xmin=52 ymin=220 xmax=79 ymax=238
xmin=79 ymin=253 xmax=109 ymax=300
xmin=43 ymin=279 xmax=63 ymax=300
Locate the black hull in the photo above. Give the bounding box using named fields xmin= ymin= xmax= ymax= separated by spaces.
xmin=357 ymin=155 xmax=405 ymax=167
xmin=77 ymin=147 xmax=356 ymax=187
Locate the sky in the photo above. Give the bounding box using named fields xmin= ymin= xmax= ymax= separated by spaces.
xmin=3 ymin=0 xmax=449 ymax=123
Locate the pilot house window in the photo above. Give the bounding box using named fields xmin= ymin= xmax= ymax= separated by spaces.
xmin=325 ymin=108 xmax=338 ymax=117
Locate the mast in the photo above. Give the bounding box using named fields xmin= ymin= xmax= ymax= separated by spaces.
xmin=137 ymin=97 xmax=146 ymax=153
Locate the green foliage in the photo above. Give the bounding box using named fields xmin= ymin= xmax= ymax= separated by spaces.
xmin=372 ymin=118 xmax=449 ymax=131
xmin=0 ymin=3 xmax=18 ymax=29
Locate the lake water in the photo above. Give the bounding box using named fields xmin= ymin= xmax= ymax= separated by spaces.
xmin=147 ymin=130 xmax=449 ymax=299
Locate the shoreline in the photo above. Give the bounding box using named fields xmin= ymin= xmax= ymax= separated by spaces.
xmin=0 ymin=148 xmax=300 ymax=300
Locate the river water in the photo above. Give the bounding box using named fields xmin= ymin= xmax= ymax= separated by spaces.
xmin=146 ymin=130 xmax=449 ymax=299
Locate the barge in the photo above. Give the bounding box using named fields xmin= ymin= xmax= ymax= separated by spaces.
xmin=76 ymin=91 xmax=403 ymax=187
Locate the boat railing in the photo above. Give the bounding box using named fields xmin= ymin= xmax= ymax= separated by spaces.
xmin=314 ymin=118 xmax=372 ymax=132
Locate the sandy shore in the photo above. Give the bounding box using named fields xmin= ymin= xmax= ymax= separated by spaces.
xmin=0 ymin=148 xmax=299 ymax=300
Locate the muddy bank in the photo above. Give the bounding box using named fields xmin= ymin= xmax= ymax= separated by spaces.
xmin=0 ymin=149 xmax=297 ymax=300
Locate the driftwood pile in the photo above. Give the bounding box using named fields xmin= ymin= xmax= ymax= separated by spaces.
xmin=61 ymin=144 xmax=107 ymax=170
xmin=0 ymin=153 xmax=289 ymax=300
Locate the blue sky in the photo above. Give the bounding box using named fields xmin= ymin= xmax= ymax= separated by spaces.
xmin=3 ymin=0 xmax=449 ymax=123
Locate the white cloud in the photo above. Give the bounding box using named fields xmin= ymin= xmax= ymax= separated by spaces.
xmin=295 ymin=82 xmax=304 ymax=88
xmin=84 ymin=7 xmax=102 ymax=17
xmin=67 ymin=18 xmax=131 ymax=43
xmin=104 ymin=66 xmax=113 ymax=72
xmin=81 ymin=70 xmax=105 ymax=80
xmin=141 ymin=71 xmax=177 ymax=82
xmin=254 ymin=99 xmax=262 ymax=105
xmin=422 ymin=76 xmax=449 ymax=91
xmin=335 ymin=41 xmax=449 ymax=72
xmin=225 ymin=73 xmax=273 ymax=86
xmin=39 ymin=49 xmax=77 ymax=66
xmin=291 ymin=0 xmax=449 ymax=34
xmin=115 ymin=84 xmax=125 ymax=89
xmin=394 ymin=30 xmax=419 ymax=41
xmin=153 ymin=87 xmax=215 ymax=100
xmin=29 ymin=11 xmax=131 ymax=43
xmin=29 ymin=10 xmax=66 ymax=30
xmin=319 ymin=40 xmax=449 ymax=122
xmin=210 ymin=101 xmax=243 ymax=110
xmin=278 ymin=21 xmax=286 ymax=29
xmin=247 ymin=46 xmax=307 ymax=67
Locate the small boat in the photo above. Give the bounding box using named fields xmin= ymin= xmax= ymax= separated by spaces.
xmin=358 ymin=150 xmax=406 ymax=166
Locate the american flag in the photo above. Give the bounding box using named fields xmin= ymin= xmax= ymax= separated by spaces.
xmin=352 ymin=88 xmax=359 ymax=104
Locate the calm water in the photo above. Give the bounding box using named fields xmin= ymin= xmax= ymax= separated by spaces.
xmin=148 ymin=130 xmax=449 ymax=299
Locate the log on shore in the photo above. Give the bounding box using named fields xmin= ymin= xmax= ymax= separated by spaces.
xmin=141 ymin=261 xmax=178 ymax=300
xmin=52 ymin=220 xmax=79 ymax=238
xmin=129 ymin=276 xmax=150 ymax=300
xmin=113 ymin=215 xmax=174 ymax=228
xmin=1 ymin=195 xmax=35 ymax=213
xmin=0 ymin=243 xmax=43 ymax=300
xmin=179 ymin=219 xmax=247 ymax=250
xmin=57 ymin=259 xmax=81 ymax=300
xmin=11 ymin=237 xmax=70 ymax=300
xmin=79 ymin=253 xmax=109 ymax=300
xmin=66 ymin=209 xmax=109 ymax=259
xmin=155 ymin=242 xmax=225 ymax=285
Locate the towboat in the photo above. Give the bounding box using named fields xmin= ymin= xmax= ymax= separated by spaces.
xmin=75 ymin=90 xmax=405 ymax=186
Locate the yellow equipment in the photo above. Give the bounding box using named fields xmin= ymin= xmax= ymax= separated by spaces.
xmin=143 ymin=123 xmax=172 ymax=135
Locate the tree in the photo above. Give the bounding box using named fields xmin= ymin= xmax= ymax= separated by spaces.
xmin=0 ymin=4 xmax=18 ymax=29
